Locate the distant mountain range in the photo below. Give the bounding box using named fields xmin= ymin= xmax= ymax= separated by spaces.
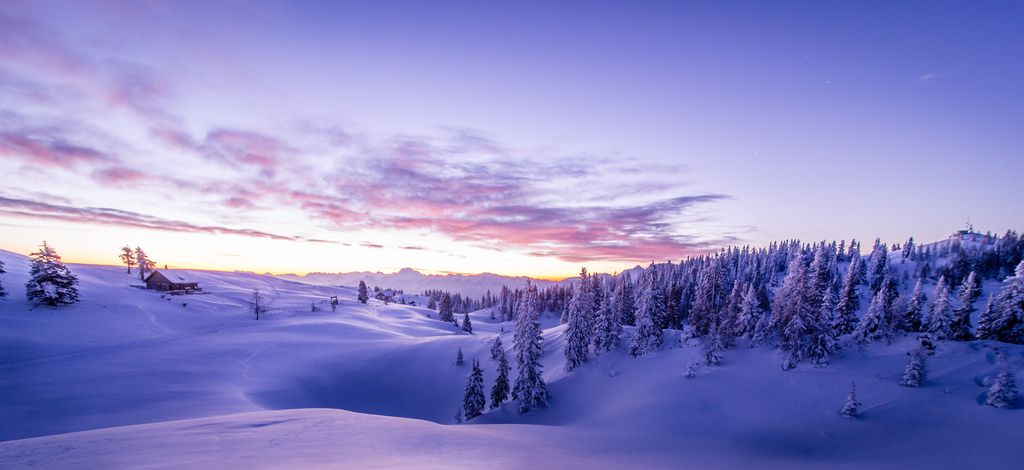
xmin=276 ymin=268 xmax=576 ymax=298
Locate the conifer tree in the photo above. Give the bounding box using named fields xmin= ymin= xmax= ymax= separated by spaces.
xmin=462 ymin=311 xmax=473 ymax=334
xmin=924 ymin=277 xmax=954 ymax=340
xmin=25 ymin=242 xmax=80 ymax=306
xmin=512 ymin=282 xmax=548 ymax=412
xmin=490 ymin=347 xmax=511 ymax=409
xmin=0 ymin=259 xmax=6 ymax=298
xmin=985 ymin=364 xmax=1018 ymax=409
xmin=629 ymin=269 xmax=664 ymax=356
xmin=690 ymin=260 xmax=724 ymax=336
xmin=490 ymin=336 xmax=504 ymax=360
xmin=614 ymin=272 xmax=636 ymax=326
xmin=899 ymin=352 xmax=926 ymax=387
xmin=853 ymin=288 xmax=889 ymax=346
xmin=841 ymin=381 xmax=861 ymax=418
xmin=704 ymin=320 xmax=724 ymax=366
xmin=564 ymin=276 xmax=593 ymax=371
xmin=774 ymin=256 xmax=819 ymax=363
xmin=134 ymin=247 xmax=155 ymax=281
xmin=976 ymin=294 xmax=1000 ymax=340
xmin=901 ymin=278 xmax=927 ymax=333
xmin=982 ymin=261 xmax=1024 ymax=343
xmin=684 ymin=362 xmax=698 ymax=379
xmin=357 ymin=281 xmax=369 ymax=304
xmin=439 ymin=292 xmax=455 ymax=323
xmin=591 ymin=293 xmax=621 ymax=354
xmin=455 ymin=347 xmax=464 ymax=366
xmin=462 ymin=359 xmax=486 ymax=420
xmin=119 ymin=246 xmax=135 ymax=274
xmin=737 ymin=283 xmax=762 ymax=339
xmin=951 ymin=271 xmax=980 ymax=340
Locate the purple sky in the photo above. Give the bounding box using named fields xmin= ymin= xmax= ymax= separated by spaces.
xmin=1 ymin=1 xmax=1021 ymax=277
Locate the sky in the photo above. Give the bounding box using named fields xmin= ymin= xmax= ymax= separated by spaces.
xmin=0 ymin=1 xmax=1021 ymax=279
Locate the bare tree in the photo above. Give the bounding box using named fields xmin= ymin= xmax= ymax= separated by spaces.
xmin=249 ymin=289 xmax=269 ymax=320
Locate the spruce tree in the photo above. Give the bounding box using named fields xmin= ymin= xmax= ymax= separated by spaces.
xmin=976 ymin=294 xmax=1000 ymax=340
xmin=737 ymin=284 xmax=762 ymax=339
xmin=704 ymin=321 xmax=724 ymax=366
xmin=0 ymin=259 xmax=6 ymax=298
xmin=455 ymin=347 xmax=464 ymax=366
xmin=512 ymin=282 xmax=548 ymax=412
xmin=462 ymin=359 xmax=486 ymax=420
xmin=902 ymin=279 xmax=927 ymax=333
xmin=924 ymin=277 xmax=954 ymax=340
xmin=563 ymin=277 xmax=592 ymax=371
xmin=490 ymin=347 xmax=511 ymax=409
xmin=950 ymin=272 xmax=979 ymax=340
xmin=134 ymin=247 xmax=155 ymax=281
xmin=615 ymin=272 xmax=636 ymax=326
xmin=985 ymin=364 xmax=1018 ymax=408
xmin=629 ymin=269 xmax=664 ymax=356
xmin=853 ymin=288 xmax=888 ymax=346
xmin=841 ymin=381 xmax=861 ymax=418
xmin=684 ymin=362 xmax=698 ymax=379
xmin=591 ymin=293 xmax=620 ymax=354
xmin=984 ymin=261 xmax=1024 ymax=343
xmin=439 ymin=293 xmax=455 ymax=323
xmin=357 ymin=281 xmax=369 ymax=304
xmin=490 ymin=336 xmax=504 ymax=360
xmin=25 ymin=242 xmax=80 ymax=306
xmin=899 ymin=352 xmax=926 ymax=387
xmin=462 ymin=312 xmax=473 ymax=334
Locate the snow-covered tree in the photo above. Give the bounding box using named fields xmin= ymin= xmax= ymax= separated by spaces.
xmin=490 ymin=347 xmax=511 ymax=409
xmin=737 ymin=283 xmax=762 ymax=339
xmin=563 ymin=275 xmax=593 ymax=371
xmin=629 ymin=268 xmax=664 ymax=356
xmin=950 ymin=271 xmax=979 ymax=340
xmin=490 ymin=336 xmax=504 ymax=360
xmin=0 ymin=259 xmax=6 ymax=298
xmin=248 ymin=288 xmax=269 ymax=320
xmin=985 ymin=364 xmax=1018 ymax=409
xmin=119 ymin=246 xmax=136 ymax=274
xmin=512 ymin=282 xmax=548 ymax=412
xmin=613 ymin=272 xmax=636 ymax=326
xmin=25 ymin=242 xmax=79 ymax=306
xmin=853 ymin=272 xmax=899 ymax=346
xmin=983 ymin=261 xmax=1024 ymax=343
xmin=591 ymin=292 xmax=621 ymax=354
xmin=704 ymin=321 xmax=724 ymax=366
xmin=924 ymin=277 xmax=954 ymax=340
xmin=899 ymin=352 xmax=926 ymax=387
xmin=357 ymin=281 xmax=369 ymax=304
xmin=439 ymin=292 xmax=455 ymax=323
xmin=841 ymin=381 xmax=861 ymax=418
xmin=690 ymin=260 xmax=724 ymax=336
xmin=684 ymin=362 xmax=698 ymax=379
xmin=462 ymin=312 xmax=473 ymax=334
xmin=462 ymin=359 xmax=486 ymax=420
xmin=455 ymin=347 xmax=464 ymax=366
xmin=901 ymin=278 xmax=927 ymax=333
xmin=134 ymin=247 xmax=156 ymax=281
xmin=976 ymin=294 xmax=1001 ymax=340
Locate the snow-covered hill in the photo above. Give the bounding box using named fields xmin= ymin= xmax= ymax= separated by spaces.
xmin=276 ymin=267 xmax=569 ymax=298
xmin=0 ymin=248 xmax=1022 ymax=469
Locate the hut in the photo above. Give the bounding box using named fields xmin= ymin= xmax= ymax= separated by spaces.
xmin=144 ymin=270 xmax=201 ymax=293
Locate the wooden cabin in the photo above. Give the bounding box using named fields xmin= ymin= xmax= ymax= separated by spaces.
xmin=144 ymin=270 xmax=201 ymax=293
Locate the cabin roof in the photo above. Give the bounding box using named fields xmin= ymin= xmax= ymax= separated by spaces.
xmin=145 ymin=270 xmax=198 ymax=284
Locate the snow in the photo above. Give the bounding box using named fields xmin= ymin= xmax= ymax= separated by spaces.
xmin=1 ymin=248 xmax=1023 ymax=468
xmin=276 ymin=268 xmax=565 ymax=298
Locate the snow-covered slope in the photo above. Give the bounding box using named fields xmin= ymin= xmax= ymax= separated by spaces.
xmin=277 ymin=267 xmax=566 ymax=298
xmin=1 ymin=249 xmax=1022 ymax=469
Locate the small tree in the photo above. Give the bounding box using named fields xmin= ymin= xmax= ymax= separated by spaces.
xmin=462 ymin=312 xmax=473 ymax=334
xmin=684 ymin=362 xmax=699 ymax=379
xmin=490 ymin=347 xmax=511 ymax=409
xmin=924 ymin=277 xmax=954 ymax=340
xmin=462 ymin=359 xmax=486 ymax=420
xmin=135 ymin=247 xmax=156 ymax=281
xmin=841 ymin=381 xmax=861 ymax=418
xmin=490 ymin=336 xmax=504 ymax=360
xmin=986 ymin=364 xmax=1018 ymax=409
xmin=248 ymin=288 xmax=269 ymax=320
xmin=950 ymin=271 xmax=979 ymax=340
xmin=455 ymin=347 xmax=464 ymax=366
xmin=25 ymin=242 xmax=79 ymax=306
xmin=357 ymin=281 xmax=369 ymax=304
xmin=0 ymin=259 xmax=6 ymax=298
xmin=900 ymin=352 xmax=926 ymax=387
xmin=119 ymin=246 xmax=136 ymax=274
xmin=704 ymin=321 xmax=724 ymax=366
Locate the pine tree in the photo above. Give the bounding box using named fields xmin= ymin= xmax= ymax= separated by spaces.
xmin=490 ymin=336 xmax=504 ymax=360
xmin=774 ymin=256 xmax=819 ymax=363
xmin=0 ymin=259 xmax=6 ymax=298
xmin=983 ymin=261 xmax=1024 ymax=343
xmin=357 ymin=281 xmax=369 ymax=304
xmin=924 ymin=277 xmax=954 ymax=340
xmin=853 ymin=288 xmax=888 ymax=346
xmin=462 ymin=359 xmax=486 ymax=420
xmin=901 ymin=279 xmax=927 ymax=333
xmin=833 ymin=257 xmax=862 ymax=335
xmin=985 ymin=364 xmax=1018 ymax=409
xmin=512 ymin=282 xmax=548 ymax=412
xmin=455 ymin=347 xmax=464 ymax=366
xmin=134 ymin=247 xmax=155 ymax=281
xmin=563 ymin=277 xmax=593 ymax=371
xmin=976 ymin=294 xmax=1000 ymax=340
xmin=629 ymin=269 xmax=664 ymax=356
xmin=950 ymin=272 xmax=979 ymax=340
xmin=119 ymin=246 xmax=135 ymax=274
xmin=737 ymin=283 xmax=762 ymax=339
xmin=841 ymin=381 xmax=861 ymax=418
xmin=462 ymin=312 xmax=473 ymax=334
xmin=25 ymin=242 xmax=80 ymax=306
xmin=615 ymin=272 xmax=636 ymax=326
xmin=439 ymin=292 xmax=455 ymax=323
xmin=704 ymin=321 xmax=724 ymax=366
xmin=899 ymin=352 xmax=926 ymax=387
xmin=490 ymin=347 xmax=511 ymax=409
xmin=591 ymin=293 xmax=620 ymax=354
